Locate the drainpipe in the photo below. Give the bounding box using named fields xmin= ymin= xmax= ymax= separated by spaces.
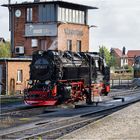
xmin=5 ymin=59 xmax=8 ymax=95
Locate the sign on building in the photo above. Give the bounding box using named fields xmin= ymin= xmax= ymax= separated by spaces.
xmin=25 ymin=23 xmax=57 ymax=37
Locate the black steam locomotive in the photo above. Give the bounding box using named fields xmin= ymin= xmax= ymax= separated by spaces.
xmin=24 ymin=50 xmax=110 ymax=106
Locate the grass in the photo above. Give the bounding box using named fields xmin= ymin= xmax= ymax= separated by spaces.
xmin=0 ymin=97 xmax=23 ymax=105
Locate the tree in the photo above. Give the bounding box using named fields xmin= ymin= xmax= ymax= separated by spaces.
xmin=99 ymin=46 xmax=111 ymax=66
xmin=110 ymin=55 xmax=116 ymax=67
xmin=99 ymin=45 xmax=116 ymax=67
xmin=0 ymin=41 xmax=11 ymax=58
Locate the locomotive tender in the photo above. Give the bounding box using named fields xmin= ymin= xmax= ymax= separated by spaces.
xmin=24 ymin=50 xmax=110 ymax=106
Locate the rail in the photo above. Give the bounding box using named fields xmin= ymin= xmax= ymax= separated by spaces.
xmin=1 ymin=90 xmax=140 ymax=140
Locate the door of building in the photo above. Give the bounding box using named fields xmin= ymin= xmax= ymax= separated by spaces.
xmin=10 ymin=78 xmax=15 ymax=95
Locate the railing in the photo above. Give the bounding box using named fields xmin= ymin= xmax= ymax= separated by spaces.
xmin=110 ymin=73 xmax=133 ymax=87
xmin=110 ymin=79 xmax=132 ymax=87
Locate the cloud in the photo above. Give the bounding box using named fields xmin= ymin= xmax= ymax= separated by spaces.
xmin=86 ymin=0 xmax=140 ymax=51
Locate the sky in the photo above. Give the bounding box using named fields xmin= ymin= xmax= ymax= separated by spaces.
xmin=0 ymin=0 xmax=140 ymax=52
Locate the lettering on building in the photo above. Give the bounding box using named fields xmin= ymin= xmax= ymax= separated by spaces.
xmin=64 ymin=29 xmax=83 ymax=36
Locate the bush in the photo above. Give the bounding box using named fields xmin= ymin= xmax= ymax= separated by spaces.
xmin=0 ymin=41 xmax=11 ymax=58
xmin=123 ymin=65 xmax=133 ymax=73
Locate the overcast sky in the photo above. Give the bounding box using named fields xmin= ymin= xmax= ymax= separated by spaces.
xmin=0 ymin=0 xmax=140 ymax=51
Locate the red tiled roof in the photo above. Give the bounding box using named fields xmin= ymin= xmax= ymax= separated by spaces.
xmin=127 ymin=50 xmax=140 ymax=58
xmin=112 ymin=48 xmax=127 ymax=57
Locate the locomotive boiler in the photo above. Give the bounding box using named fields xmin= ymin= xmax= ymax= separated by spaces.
xmin=24 ymin=50 xmax=110 ymax=106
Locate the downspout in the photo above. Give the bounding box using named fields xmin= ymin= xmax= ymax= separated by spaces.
xmin=5 ymin=59 xmax=8 ymax=95
xmin=8 ymin=4 xmax=14 ymax=57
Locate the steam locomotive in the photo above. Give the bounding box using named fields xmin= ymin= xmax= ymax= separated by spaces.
xmin=133 ymin=56 xmax=140 ymax=86
xmin=24 ymin=50 xmax=110 ymax=106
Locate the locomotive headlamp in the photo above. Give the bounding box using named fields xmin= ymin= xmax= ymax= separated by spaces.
xmin=38 ymin=51 xmax=43 ymax=55
xmin=28 ymin=80 xmax=33 ymax=85
xmin=45 ymin=80 xmax=50 ymax=85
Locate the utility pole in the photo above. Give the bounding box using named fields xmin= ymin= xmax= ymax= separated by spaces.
xmin=122 ymin=46 xmax=126 ymax=74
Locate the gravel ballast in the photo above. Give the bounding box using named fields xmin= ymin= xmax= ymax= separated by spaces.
xmin=59 ymin=102 xmax=140 ymax=140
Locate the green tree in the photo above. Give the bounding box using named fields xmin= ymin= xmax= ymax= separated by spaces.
xmin=0 ymin=41 xmax=11 ymax=58
xmin=110 ymin=55 xmax=116 ymax=67
xmin=99 ymin=45 xmax=116 ymax=67
xmin=99 ymin=46 xmax=111 ymax=66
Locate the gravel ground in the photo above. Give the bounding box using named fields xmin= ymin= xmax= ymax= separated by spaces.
xmin=59 ymin=102 xmax=140 ymax=140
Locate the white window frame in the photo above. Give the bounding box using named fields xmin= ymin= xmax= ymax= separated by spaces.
xmin=66 ymin=8 xmax=69 ymax=22
xmin=27 ymin=8 xmax=33 ymax=22
xmin=17 ymin=70 xmax=23 ymax=83
xmin=76 ymin=40 xmax=82 ymax=52
xmin=62 ymin=8 xmax=65 ymax=22
xmin=72 ymin=10 xmax=76 ymax=23
xmin=67 ymin=40 xmax=72 ymax=51
xmin=81 ymin=11 xmax=85 ymax=24
xmin=31 ymin=39 xmax=38 ymax=48
xmin=58 ymin=7 xmax=62 ymax=21
xmin=69 ymin=9 xmax=72 ymax=23
xmin=76 ymin=10 xmax=79 ymax=23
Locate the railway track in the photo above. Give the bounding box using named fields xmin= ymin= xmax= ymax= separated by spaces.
xmin=1 ymin=88 xmax=139 ymax=115
xmin=1 ymin=91 xmax=140 ymax=140
xmin=0 ymin=88 xmax=139 ymax=130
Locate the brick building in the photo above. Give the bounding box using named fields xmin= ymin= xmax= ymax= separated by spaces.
xmin=0 ymin=58 xmax=31 ymax=95
xmin=111 ymin=48 xmax=128 ymax=68
xmin=3 ymin=0 xmax=97 ymax=57
xmin=1 ymin=0 xmax=97 ymax=95
xmin=127 ymin=50 xmax=140 ymax=66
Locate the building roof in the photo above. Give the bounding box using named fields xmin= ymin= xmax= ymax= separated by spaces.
xmin=127 ymin=50 xmax=140 ymax=58
xmin=112 ymin=48 xmax=127 ymax=57
xmin=0 ymin=57 xmax=32 ymax=62
xmin=2 ymin=1 xmax=98 ymax=10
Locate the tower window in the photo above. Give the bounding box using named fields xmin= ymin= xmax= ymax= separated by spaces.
xmin=27 ymin=8 xmax=32 ymax=22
